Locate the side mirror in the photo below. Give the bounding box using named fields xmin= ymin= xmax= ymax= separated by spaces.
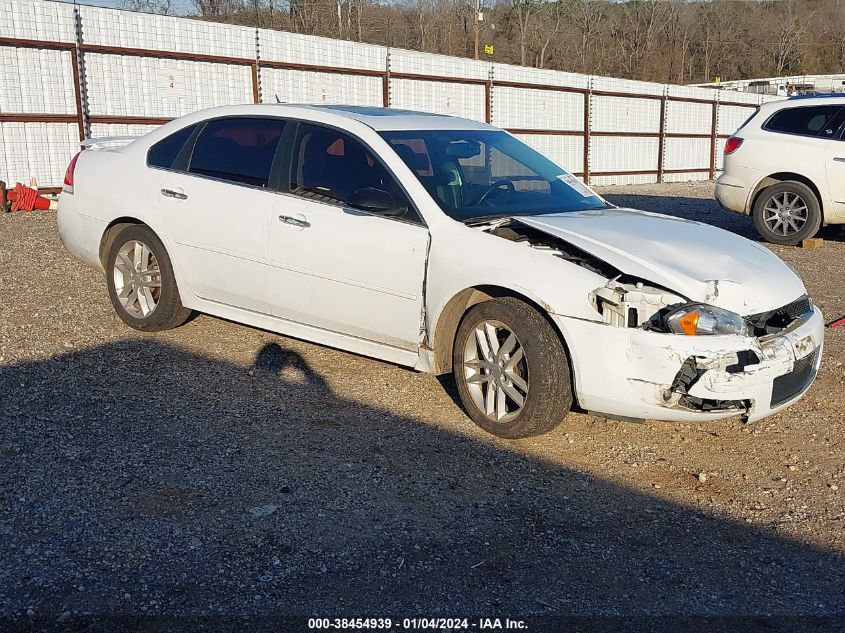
xmin=347 ymin=187 xmax=407 ymax=217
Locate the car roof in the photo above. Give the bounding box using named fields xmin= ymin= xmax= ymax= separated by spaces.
xmin=170 ymin=103 xmax=495 ymax=132
xmin=292 ymin=104 xmax=494 ymax=131
xmin=787 ymin=93 xmax=845 ymax=101
xmin=759 ymin=94 xmax=845 ymax=114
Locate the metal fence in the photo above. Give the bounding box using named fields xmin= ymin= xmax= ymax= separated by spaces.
xmin=0 ymin=0 xmax=774 ymax=191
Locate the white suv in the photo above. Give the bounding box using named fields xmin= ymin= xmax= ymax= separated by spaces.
xmin=715 ymin=95 xmax=845 ymax=245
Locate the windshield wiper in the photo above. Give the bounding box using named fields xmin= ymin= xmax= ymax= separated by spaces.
xmin=463 ymin=213 xmax=513 ymax=226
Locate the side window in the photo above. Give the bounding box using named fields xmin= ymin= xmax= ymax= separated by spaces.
xmin=764 ymin=106 xmax=842 ymax=137
xmin=826 ymin=110 xmax=845 ymax=141
xmin=188 ymin=117 xmax=286 ymax=187
xmin=290 ymin=123 xmax=416 ymax=220
xmin=147 ymin=123 xmax=198 ymax=169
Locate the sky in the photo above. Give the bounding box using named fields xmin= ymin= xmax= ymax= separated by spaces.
xmin=54 ymin=0 xmax=196 ymax=15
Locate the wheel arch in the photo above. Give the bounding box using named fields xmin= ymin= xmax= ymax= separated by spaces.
xmin=749 ymin=172 xmax=825 ymax=223
xmin=431 ymin=284 xmax=578 ymax=404
xmin=99 ymin=217 xmax=146 ymax=268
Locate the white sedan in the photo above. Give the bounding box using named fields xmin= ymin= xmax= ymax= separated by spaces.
xmin=58 ymin=105 xmax=824 ymax=438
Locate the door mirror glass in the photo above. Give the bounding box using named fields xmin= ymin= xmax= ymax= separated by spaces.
xmin=347 ymin=187 xmax=406 ymax=216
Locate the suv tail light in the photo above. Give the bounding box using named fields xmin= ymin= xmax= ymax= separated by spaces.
xmin=63 ymin=152 xmax=81 ymax=194
xmin=724 ymin=137 xmax=743 ymax=155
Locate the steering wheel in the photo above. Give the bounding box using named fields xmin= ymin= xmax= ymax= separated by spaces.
xmin=477 ymin=179 xmax=516 ymax=206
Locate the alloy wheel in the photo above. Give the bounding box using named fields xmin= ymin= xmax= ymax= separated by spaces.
xmin=112 ymin=239 xmax=162 ymax=317
xmin=462 ymin=320 xmax=529 ymax=423
xmin=762 ymin=191 xmax=809 ymax=237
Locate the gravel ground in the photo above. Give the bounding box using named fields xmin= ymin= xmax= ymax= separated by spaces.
xmin=1 ymin=181 xmax=844 ymax=630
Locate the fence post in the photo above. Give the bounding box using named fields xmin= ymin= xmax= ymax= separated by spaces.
xmin=583 ymin=78 xmax=591 ymax=184
xmin=252 ymin=28 xmax=261 ymax=104
xmin=709 ymin=95 xmax=719 ymax=180
xmin=72 ymin=5 xmax=88 ymax=140
xmin=70 ymin=47 xmax=85 ymax=141
xmin=485 ymin=63 xmax=493 ymax=124
xmin=251 ymin=62 xmax=260 ymax=103
xmin=382 ymin=47 xmax=391 ymax=108
xmin=657 ymin=89 xmax=667 ymax=183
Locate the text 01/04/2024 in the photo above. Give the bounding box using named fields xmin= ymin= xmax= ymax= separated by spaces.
xmin=307 ymin=618 xmax=529 ymax=630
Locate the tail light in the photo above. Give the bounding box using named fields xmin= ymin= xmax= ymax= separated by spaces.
xmin=724 ymin=137 xmax=743 ymax=155
xmin=63 ymin=152 xmax=81 ymax=194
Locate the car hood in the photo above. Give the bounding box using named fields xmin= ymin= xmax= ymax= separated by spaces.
xmin=515 ymin=208 xmax=806 ymax=315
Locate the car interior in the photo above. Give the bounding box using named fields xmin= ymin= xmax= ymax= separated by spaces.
xmin=290 ymin=125 xmax=411 ymax=216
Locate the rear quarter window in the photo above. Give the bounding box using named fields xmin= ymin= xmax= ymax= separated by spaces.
xmin=147 ymin=123 xmax=199 ymax=169
xmin=764 ymin=105 xmax=842 ymax=137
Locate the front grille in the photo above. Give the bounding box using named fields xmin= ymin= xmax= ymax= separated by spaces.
xmin=779 ymin=296 xmax=812 ymax=320
xmin=771 ymin=349 xmax=819 ymax=407
xmin=747 ymin=295 xmax=812 ymax=335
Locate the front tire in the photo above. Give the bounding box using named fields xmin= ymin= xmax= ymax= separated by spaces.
xmin=105 ymin=225 xmax=192 ymax=332
xmin=752 ymin=181 xmax=821 ymax=246
xmin=452 ymin=297 xmax=572 ymax=439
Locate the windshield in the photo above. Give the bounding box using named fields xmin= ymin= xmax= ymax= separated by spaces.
xmin=379 ymin=129 xmax=608 ymax=222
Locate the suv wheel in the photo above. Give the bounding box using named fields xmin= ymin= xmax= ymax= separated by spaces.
xmin=105 ymin=225 xmax=192 ymax=331
xmin=752 ymin=181 xmax=821 ymax=246
xmin=453 ymin=297 xmax=572 ymax=439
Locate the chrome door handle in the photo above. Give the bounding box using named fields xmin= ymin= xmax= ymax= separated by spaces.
xmin=834 ymin=157 xmax=845 ymax=163
xmin=278 ymin=214 xmax=310 ymax=228
xmin=161 ymin=188 xmax=188 ymax=200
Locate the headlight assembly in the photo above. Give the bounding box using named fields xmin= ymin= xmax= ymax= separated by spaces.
xmin=664 ymin=303 xmax=750 ymax=336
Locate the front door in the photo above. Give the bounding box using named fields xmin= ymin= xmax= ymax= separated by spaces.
xmin=267 ymin=122 xmax=429 ymax=350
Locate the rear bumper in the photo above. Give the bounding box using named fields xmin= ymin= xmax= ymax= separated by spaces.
xmin=715 ymin=174 xmax=750 ymax=215
xmin=557 ymin=306 xmax=824 ymax=423
xmin=57 ymin=192 xmax=106 ymax=270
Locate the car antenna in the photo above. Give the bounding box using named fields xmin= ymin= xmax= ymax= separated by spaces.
xmin=274 ymin=93 xmax=282 ymax=104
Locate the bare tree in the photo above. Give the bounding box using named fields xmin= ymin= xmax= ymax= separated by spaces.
xmin=122 ymin=0 xmax=173 ymax=14
xmin=610 ymin=0 xmax=674 ymax=79
xmin=185 ymin=0 xmax=845 ymax=85
xmin=511 ymin=0 xmax=536 ymax=66
xmin=532 ymin=1 xmax=564 ymax=69
xmin=566 ymin=0 xmax=606 ymax=75
xmin=771 ymin=1 xmax=809 ymax=76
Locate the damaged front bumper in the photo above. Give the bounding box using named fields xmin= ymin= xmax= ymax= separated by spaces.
xmin=555 ymin=306 xmax=824 ymax=423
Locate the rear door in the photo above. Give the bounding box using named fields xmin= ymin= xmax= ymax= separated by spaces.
xmin=760 ymin=105 xmax=841 ymax=189
xmin=267 ymin=122 xmax=429 ymax=350
xmin=157 ymin=116 xmax=287 ymax=313
xmin=826 ymin=112 xmax=845 ymax=218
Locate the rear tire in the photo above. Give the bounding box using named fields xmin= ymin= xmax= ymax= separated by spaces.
xmin=752 ymin=181 xmax=821 ymax=246
xmin=452 ymin=297 xmax=572 ymax=439
xmin=105 ymin=224 xmax=192 ymax=332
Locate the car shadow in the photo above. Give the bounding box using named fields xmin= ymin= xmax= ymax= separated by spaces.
xmin=1 ymin=339 xmax=844 ymax=629
xmin=602 ymin=192 xmax=845 ymax=244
